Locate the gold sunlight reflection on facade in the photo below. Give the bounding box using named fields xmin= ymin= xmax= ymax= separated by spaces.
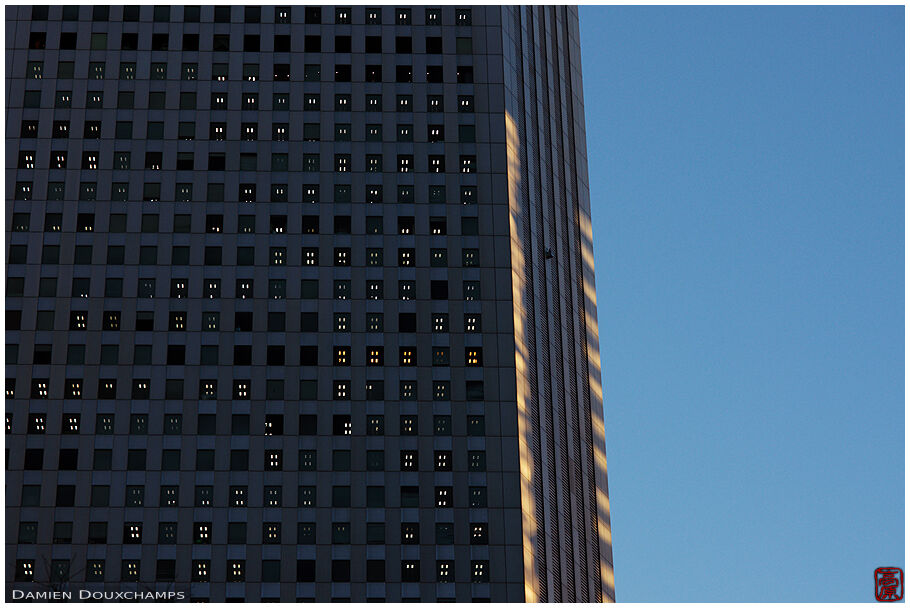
xmin=506 ymin=111 xmax=540 ymax=603
xmin=579 ymin=184 xmax=615 ymax=601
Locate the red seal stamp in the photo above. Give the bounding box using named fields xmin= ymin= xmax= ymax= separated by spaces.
xmin=875 ymin=567 xmax=903 ymax=602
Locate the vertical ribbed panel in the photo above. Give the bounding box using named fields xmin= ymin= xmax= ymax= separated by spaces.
xmin=501 ymin=5 xmax=615 ymax=603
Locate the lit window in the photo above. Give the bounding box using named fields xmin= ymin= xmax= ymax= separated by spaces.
xmin=400 ymin=451 xmax=417 ymax=470
xmin=334 ymin=347 xmax=350 ymax=366
xmin=233 ymin=381 xmax=250 ymax=399
xmin=400 ymin=349 xmax=415 ymax=366
xmin=229 ymin=561 xmax=244 ymax=581
xmin=367 ymin=348 xmax=383 ymax=366
xmin=472 ymin=560 xmax=489 ymax=582
xmin=334 ymin=314 xmax=349 ymax=332
xmin=170 ymin=313 xmax=185 ymax=330
xmin=28 ymin=414 xmax=46 ymax=433
xmin=32 ymin=381 xmax=49 ymax=399
xmin=334 ymin=381 xmax=349 ymax=399
xmin=123 ymin=561 xmax=139 ymax=580
xmin=471 ymin=523 xmax=489 ymax=544
xmin=437 ymin=560 xmax=453 ymax=582
xmin=334 ymin=415 xmax=352 ymax=435
xmin=194 ymin=523 xmax=211 ymax=543
xmin=196 ymin=487 xmax=213 ymax=507
xmin=367 ymin=280 xmax=383 ymax=300
xmin=125 ymin=523 xmax=142 ymax=542
xmin=231 ymin=487 xmax=247 ymax=507
xmin=264 ymin=523 xmax=281 ymax=543
xmin=435 ymin=487 xmax=451 ymax=507
xmin=65 ymin=382 xmax=82 ymax=399
xmin=435 ymin=451 xmax=451 ymax=471
xmin=171 ymin=280 xmax=187 ymax=298
xmin=265 ymin=487 xmax=282 ymax=506
xmin=401 ymin=523 xmax=418 ymax=543
xmin=433 ymin=383 xmax=449 ymax=400
xmin=400 ymin=416 xmax=416 ymax=435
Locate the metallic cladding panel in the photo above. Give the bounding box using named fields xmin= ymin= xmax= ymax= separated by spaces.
xmin=501 ymin=5 xmax=615 ymax=602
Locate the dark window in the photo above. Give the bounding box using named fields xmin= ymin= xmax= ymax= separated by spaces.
xmin=332 ymin=560 xmax=350 ymax=582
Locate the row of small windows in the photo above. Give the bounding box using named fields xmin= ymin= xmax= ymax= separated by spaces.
xmin=13 ymin=479 xmax=489 ymax=509
xmin=18 ymin=153 xmax=478 ymax=175
xmin=11 ymin=378 xmax=486 ymax=402
xmin=23 ymin=59 xmax=478 ymax=84
xmin=10 ymin=243 xmax=481 ymax=269
xmin=14 ymin=182 xmax=478 ymax=206
xmin=12 ymin=346 xmax=483 ymax=372
xmin=20 ymin=113 xmax=471 ymax=146
xmin=20 ymin=96 xmax=473 ymax=124
xmin=8 ymin=412 xmax=485 ymax=438
xmin=12 ymin=182 xmax=478 ymax=208
xmin=9 ymin=309 xmax=481 ymax=334
xmin=10 ymin=212 xmax=478 ymax=236
xmin=18 ymin=520 xmax=491 ymax=546
xmin=8 ymin=276 xmax=483 ymax=301
xmin=28 ymin=31 xmax=475 ymax=55
xmin=9 ymin=446 xmax=489 ymax=473
xmin=15 ymin=557 xmax=489 ymax=585
xmin=28 ymin=6 xmax=472 ymax=27
xmin=18 ymin=123 xmax=475 ymax=148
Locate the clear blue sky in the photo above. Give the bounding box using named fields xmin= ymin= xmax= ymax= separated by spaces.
xmin=580 ymin=6 xmax=904 ymax=602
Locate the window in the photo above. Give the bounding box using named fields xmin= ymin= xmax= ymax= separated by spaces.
xmin=437 ymin=560 xmax=454 ymax=582
xmin=400 ymin=450 xmax=418 ymax=471
xmin=304 ymin=6 xmax=322 ymax=23
xmin=20 ymin=120 xmax=38 ymax=138
xmin=401 ymin=560 xmax=420 ymax=582
xmin=227 ymin=561 xmax=245 ymax=582
xmin=425 ymin=34 xmax=443 ymax=54
xmin=332 ymin=560 xmax=351 ymax=583
xmin=436 ymin=486 xmax=453 ymax=507
xmin=27 ymin=61 xmax=44 ymax=79
xmin=401 ymin=523 xmax=419 ymax=544
xmin=396 ymin=65 xmax=413 ymax=82
xmin=471 ymin=523 xmax=489 ymax=545
xmin=472 ymin=560 xmax=490 ymax=583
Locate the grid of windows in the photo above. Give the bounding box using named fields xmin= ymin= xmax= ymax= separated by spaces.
xmin=5 ymin=4 xmax=520 ymax=603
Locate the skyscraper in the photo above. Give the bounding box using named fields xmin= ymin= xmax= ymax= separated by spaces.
xmin=6 ymin=5 xmax=613 ymax=602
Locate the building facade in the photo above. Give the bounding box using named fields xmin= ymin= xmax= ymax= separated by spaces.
xmin=5 ymin=5 xmax=613 ymax=602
